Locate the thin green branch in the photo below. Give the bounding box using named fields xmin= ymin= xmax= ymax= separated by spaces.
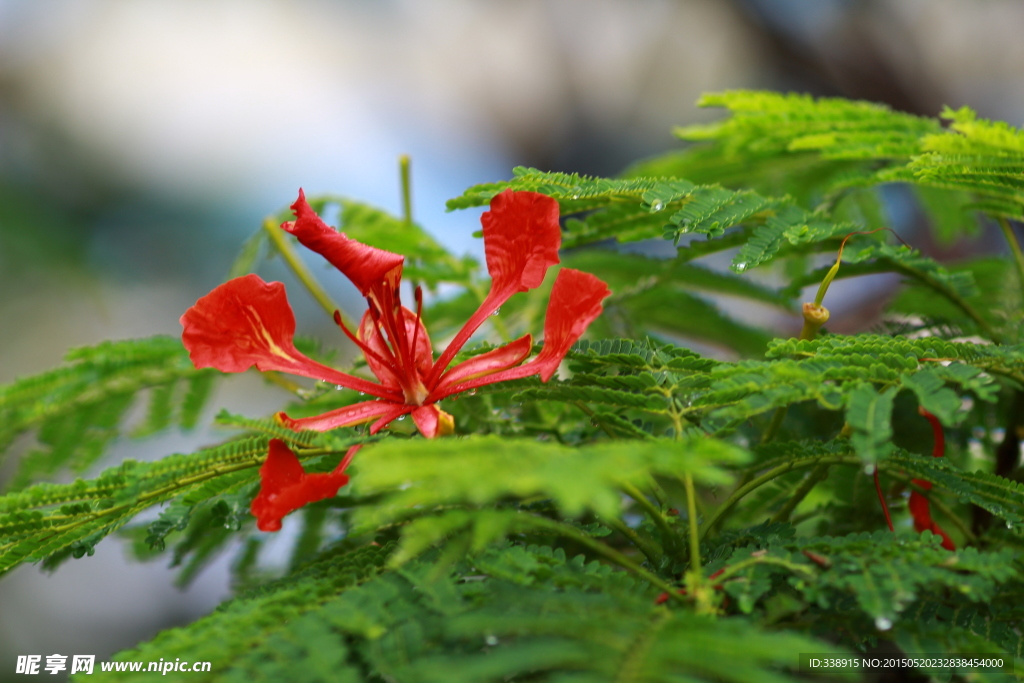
xmin=400 ymin=154 xmax=414 ymax=227
xmin=621 ymin=481 xmax=680 ymax=558
xmin=682 ymin=473 xmax=701 ymax=572
xmin=997 ymin=216 xmax=1024 ymax=301
xmin=712 ymin=555 xmax=816 ymax=586
xmin=601 ymin=515 xmax=663 ymax=566
xmin=701 ymin=454 xmax=860 ymax=540
xmin=771 ymin=463 xmax=830 ymax=524
xmin=521 ymin=514 xmax=685 ymax=604
xmin=760 ymin=408 xmax=786 ymax=445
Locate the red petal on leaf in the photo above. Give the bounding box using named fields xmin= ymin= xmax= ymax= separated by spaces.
xmin=427 ymin=190 xmax=561 ymax=386
xmin=483 ymin=189 xmax=562 ymax=294
xmin=180 ymin=274 xmax=399 ymax=400
xmin=531 ymin=268 xmax=611 ymax=381
xmin=909 ymin=489 xmax=933 ymax=531
xmin=411 ymin=404 xmax=455 ymax=438
xmin=431 ymin=268 xmax=609 ymax=400
xmin=908 ymin=408 xmax=953 ymax=549
xmin=282 ymin=190 xmax=404 ymax=298
xmin=250 ymin=439 xmax=349 ymax=532
xmin=433 ymin=334 xmax=532 ymax=396
xmin=277 ymin=399 xmax=400 ymax=433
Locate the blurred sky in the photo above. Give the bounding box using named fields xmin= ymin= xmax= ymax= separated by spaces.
xmin=2 ymin=0 xmax=1024 ymax=676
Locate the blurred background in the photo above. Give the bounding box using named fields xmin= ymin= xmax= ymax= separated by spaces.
xmin=2 ymin=0 xmax=1023 ymax=676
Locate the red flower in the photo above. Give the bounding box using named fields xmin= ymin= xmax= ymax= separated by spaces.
xmin=910 ymin=407 xmax=955 ymax=550
xmin=181 ymin=189 xmax=610 ymax=531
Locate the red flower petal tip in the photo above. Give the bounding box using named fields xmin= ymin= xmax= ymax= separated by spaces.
xmin=283 ymin=189 xmax=404 ymax=297
xmin=482 ymin=189 xmax=562 ymax=295
xmin=535 ymin=268 xmax=612 ymax=381
xmin=181 ymin=274 xmax=302 ymax=374
xmin=250 ymin=439 xmax=349 ymax=532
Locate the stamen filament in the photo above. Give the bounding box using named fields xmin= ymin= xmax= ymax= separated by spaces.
xmin=332 ymin=310 xmax=401 ymax=376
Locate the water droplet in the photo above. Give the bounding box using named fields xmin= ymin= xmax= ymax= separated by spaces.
xmin=651 ymin=201 xmax=664 ymax=212
xmin=864 ymin=464 xmax=875 ymax=475
xmin=468 ymin=389 xmax=478 ymax=396
xmin=492 ymin=308 xmax=501 ymax=316
xmin=359 ymin=392 xmax=366 ymax=396
xmin=335 ymin=385 xmax=344 ymax=391
xmin=571 ymin=194 xmax=580 ymax=200
xmin=398 ymin=415 xmax=406 ymax=421
xmin=485 ymin=635 xmax=499 ymax=646
xmin=1007 ymin=521 xmax=1014 ymax=530
xmin=734 ymin=262 xmax=747 ymax=272
xmin=874 ymin=616 xmax=892 ymax=631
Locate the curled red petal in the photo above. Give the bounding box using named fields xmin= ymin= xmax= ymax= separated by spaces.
xmin=909 ymin=489 xmax=933 ymax=531
xmin=277 ymin=399 xmax=401 ymax=433
xmin=180 ymin=274 xmax=400 ymax=400
xmin=908 ymin=408 xmax=953 ymax=549
xmin=411 ymin=404 xmax=455 ymax=439
xmin=430 ymin=268 xmax=610 ymax=400
xmin=282 ymin=189 xmax=404 ymax=298
xmin=432 ymin=334 xmax=533 ymax=396
xmin=250 ymin=439 xmax=349 ymax=532
xmin=427 ymin=190 xmax=561 ymax=385
xmin=531 ymin=268 xmax=611 ymax=381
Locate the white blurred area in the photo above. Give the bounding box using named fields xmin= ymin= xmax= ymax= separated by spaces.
xmin=1 ymin=0 xmax=1023 ymax=674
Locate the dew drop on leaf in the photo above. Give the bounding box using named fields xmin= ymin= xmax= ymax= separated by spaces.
xmin=863 ymin=464 xmax=875 ymax=475
xmin=651 ymin=201 xmax=664 ymax=212
xmin=485 ymin=635 xmax=499 ymax=646
xmin=734 ymin=262 xmax=747 ymax=272
xmin=874 ymin=616 xmax=892 ymax=631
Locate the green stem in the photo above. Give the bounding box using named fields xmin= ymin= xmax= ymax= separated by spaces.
xmin=997 ymin=216 xmax=1024 ymax=301
xmin=770 ymin=463 xmax=830 ymax=523
xmin=601 ymin=516 xmax=663 ymax=566
xmin=522 ymin=515 xmax=685 ymax=604
xmin=760 ymin=408 xmax=786 ymax=445
xmin=712 ymin=555 xmax=816 ymax=586
xmin=576 ymin=401 xmax=618 ymax=440
xmin=701 ymin=453 xmax=978 ymax=547
xmin=701 ymin=454 xmax=859 ymax=539
xmin=399 ymin=154 xmax=413 ymax=226
xmin=261 ymin=370 xmax=304 ymax=395
xmin=621 ymin=481 xmax=679 ymax=556
xmin=682 ymin=473 xmax=701 ymax=572
xmin=263 ymin=218 xmax=351 ymax=327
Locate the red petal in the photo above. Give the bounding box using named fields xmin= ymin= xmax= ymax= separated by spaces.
xmin=430 ymin=268 xmax=609 ymax=400
xmin=427 ymin=190 xmax=561 ymax=386
xmin=909 ymin=489 xmax=933 ymax=531
xmin=358 ymin=307 xmax=433 ymax=389
xmin=282 ymin=190 xmax=404 ymax=298
xmin=250 ymin=439 xmax=349 ymax=532
xmin=531 ymin=268 xmax=611 ymax=381
xmin=483 ymin=189 xmax=562 ymax=294
xmin=180 ymin=274 xmax=400 ymax=400
xmin=277 ymin=399 xmax=401 ymax=432
xmin=368 ymin=403 xmax=416 ymax=434
xmin=410 ymin=404 xmax=455 ymax=438
xmin=432 ymin=334 xmax=533 ymax=395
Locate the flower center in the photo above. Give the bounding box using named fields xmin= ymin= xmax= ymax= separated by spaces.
xmin=403 ymin=378 xmax=430 ymax=406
